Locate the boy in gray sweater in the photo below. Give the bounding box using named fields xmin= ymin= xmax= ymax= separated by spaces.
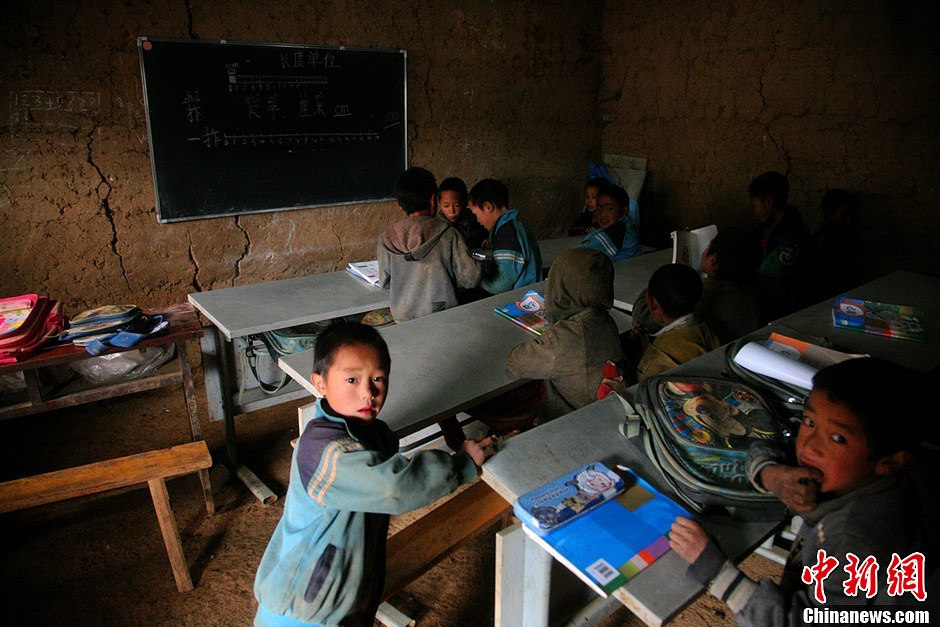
xmin=669 ymin=358 xmax=928 ymax=625
xmin=377 ymin=167 xmax=482 ymax=322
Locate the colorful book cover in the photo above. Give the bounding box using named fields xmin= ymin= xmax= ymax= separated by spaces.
xmin=832 ymin=296 xmax=927 ymax=343
xmin=493 ymin=290 xmax=549 ymax=336
xmin=514 ymin=463 xmax=625 ymax=536
xmin=520 ymin=467 xmax=687 ymax=597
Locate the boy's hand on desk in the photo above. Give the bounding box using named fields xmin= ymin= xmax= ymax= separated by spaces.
xmin=759 ymin=464 xmax=820 ymax=513
xmin=669 ymin=517 xmax=709 ymax=563
xmin=460 ymin=436 xmax=497 ymax=468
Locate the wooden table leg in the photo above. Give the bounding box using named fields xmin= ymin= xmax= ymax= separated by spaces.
xmin=495 ymin=523 xmax=551 ymax=627
xmin=23 ymin=369 xmax=44 ymax=406
xmin=176 ymin=340 xmax=215 ymax=515
xmin=148 ymin=477 xmax=195 ymax=593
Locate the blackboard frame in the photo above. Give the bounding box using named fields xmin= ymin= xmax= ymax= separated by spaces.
xmin=138 ymin=37 xmax=408 ymax=223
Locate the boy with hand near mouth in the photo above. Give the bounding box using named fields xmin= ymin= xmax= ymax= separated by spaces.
xmin=254 ymin=322 xmax=493 ymax=626
xmin=669 ymin=358 xmax=927 ymax=624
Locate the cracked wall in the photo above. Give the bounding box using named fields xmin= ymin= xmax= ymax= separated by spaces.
xmin=601 ymin=0 xmax=940 ymax=278
xmin=0 ymin=0 xmax=601 ymax=311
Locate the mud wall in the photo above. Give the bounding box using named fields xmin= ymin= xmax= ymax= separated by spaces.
xmin=4 ymin=1 xmax=937 ymax=313
xmin=600 ymin=0 xmax=940 ymax=278
xmin=0 ymin=1 xmax=601 ymax=310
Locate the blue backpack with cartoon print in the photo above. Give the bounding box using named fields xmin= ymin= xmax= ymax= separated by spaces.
xmin=620 ymin=375 xmax=796 ymax=518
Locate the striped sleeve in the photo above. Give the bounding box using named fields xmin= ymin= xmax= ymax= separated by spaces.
xmin=306 ymin=438 xmax=365 ymax=505
xmin=580 ymin=229 xmax=618 ymax=258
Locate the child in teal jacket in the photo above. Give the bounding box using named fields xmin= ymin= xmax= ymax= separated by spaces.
xmin=254 ymin=322 xmax=492 ymax=626
xmin=468 ymin=178 xmax=542 ymax=294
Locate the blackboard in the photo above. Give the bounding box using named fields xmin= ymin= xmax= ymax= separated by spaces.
xmin=137 ymin=38 xmax=407 ymax=222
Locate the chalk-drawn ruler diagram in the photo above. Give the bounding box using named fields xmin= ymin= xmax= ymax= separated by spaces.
xmin=227 ymin=73 xmax=328 ymax=88
xmin=181 ymin=60 xmax=390 ymax=148
xmin=9 ymin=90 xmax=100 ymax=130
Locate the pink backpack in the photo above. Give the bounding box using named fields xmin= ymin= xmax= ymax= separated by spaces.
xmin=0 ymin=294 xmax=65 ymax=363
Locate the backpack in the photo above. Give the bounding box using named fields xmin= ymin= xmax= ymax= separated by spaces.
xmin=620 ymin=375 xmax=797 ymax=519
xmin=240 ymin=321 xmax=331 ymax=394
xmin=236 ymin=310 xmax=396 ymax=396
xmin=0 ymin=294 xmax=66 ymax=363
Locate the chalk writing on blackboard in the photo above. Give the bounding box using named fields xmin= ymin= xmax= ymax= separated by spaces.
xmin=138 ymin=37 xmax=407 ymax=223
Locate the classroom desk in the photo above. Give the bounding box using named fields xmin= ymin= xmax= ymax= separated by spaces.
xmin=192 ymin=245 xmax=669 ymax=500
xmin=539 ymin=235 xmax=660 ymax=284
xmin=769 ymin=270 xmax=940 ymax=372
xmin=281 ymin=282 xmax=634 ymax=439
xmin=189 ymin=270 xmax=389 ymax=501
xmin=189 ymin=269 xmax=389 ymax=418
xmin=481 ymin=348 xmax=780 ymax=626
xmin=537 ymin=235 xmax=583 ymax=270
xmin=612 ymin=248 xmax=672 ymax=311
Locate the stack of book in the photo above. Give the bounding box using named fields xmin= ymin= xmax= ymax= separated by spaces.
xmin=514 ymin=462 xmax=686 ymax=596
xmin=832 ymin=296 xmax=926 ymax=343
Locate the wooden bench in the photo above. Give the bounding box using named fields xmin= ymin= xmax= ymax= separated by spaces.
xmin=0 ymin=303 xmax=215 ymax=515
xmin=0 ymin=441 xmax=213 ymax=592
xmin=382 ymin=479 xmax=512 ymax=601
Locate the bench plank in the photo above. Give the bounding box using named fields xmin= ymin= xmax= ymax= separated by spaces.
xmin=0 ymin=441 xmax=212 ymax=514
xmin=383 ymin=480 xmax=511 ymax=600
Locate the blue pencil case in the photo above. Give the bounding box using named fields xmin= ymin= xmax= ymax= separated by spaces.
xmin=514 ymin=462 xmax=625 ymax=536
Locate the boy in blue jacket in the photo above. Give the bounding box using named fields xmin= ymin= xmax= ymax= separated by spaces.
xmin=254 ymin=322 xmax=492 ymax=626
xmin=579 ymin=181 xmax=640 ymax=261
xmin=468 ymin=178 xmax=542 ymax=294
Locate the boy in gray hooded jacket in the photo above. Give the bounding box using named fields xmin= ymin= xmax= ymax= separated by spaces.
xmin=506 ymin=248 xmax=622 ymax=422
xmin=377 ymin=167 xmax=482 ymax=323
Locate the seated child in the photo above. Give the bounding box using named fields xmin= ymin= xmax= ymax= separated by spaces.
xmin=749 ymin=171 xmax=813 ymax=322
xmin=669 ymin=358 xmax=927 ymax=623
xmin=378 ymin=167 xmax=482 ymax=322
xmin=506 ymin=248 xmax=623 ymax=422
xmin=627 ymin=263 xmax=720 ymax=382
xmin=468 ymin=178 xmax=542 ymax=294
xmin=694 ymin=228 xmax=762 ymax=345
xmin=254 ymin=322 xmax=493 ymax=626
xmin=579 ymin=181 xmax=640 ymax=261
xmin=568 ymin=177 xmax=606 ymax=236
xmin=438 ymin=176 xmax=488 ymax=250
xmin=813 ymin=188 xmax=860 ymax=299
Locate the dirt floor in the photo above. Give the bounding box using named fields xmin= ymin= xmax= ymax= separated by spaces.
xmin=0 ymin=365 xmax=782 ymax=626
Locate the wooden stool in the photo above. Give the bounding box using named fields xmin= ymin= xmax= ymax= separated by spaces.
xmin=0 ymin=441 xmax=213 ymax=592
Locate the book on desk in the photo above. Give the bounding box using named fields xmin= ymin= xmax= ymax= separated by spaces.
xmin=347 ymin=260 xmax=381 ymax=287
xmin=493 ymin=290 xmax=549 ymax=336
xmin=515 ymin=463 xmax=686 ymax=597
xmin=832 ymin=296 xmax=927 ymax=343
xmin=671 ymin=224 xmax=717 ymax=272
